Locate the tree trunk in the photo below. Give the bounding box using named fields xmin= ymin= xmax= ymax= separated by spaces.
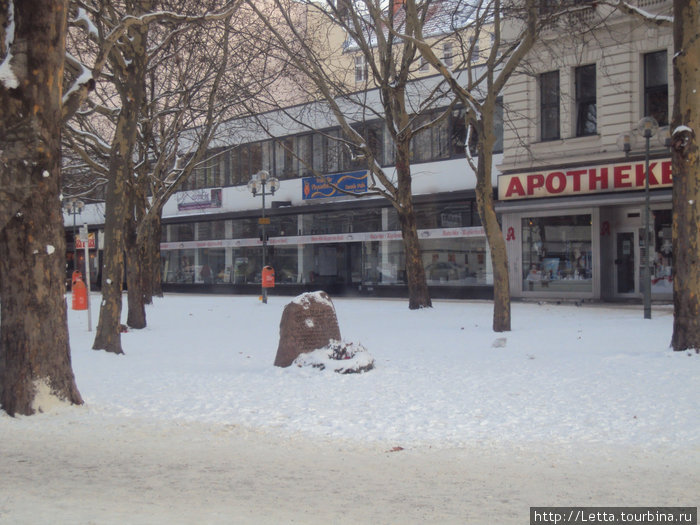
xmin=148 ymin=216 xmax=164 ymax=299
xmin=0 ymin=0 xmax=83 ymax=415
xmin=92 ymin=14 xmax=149 ymax=353
xmin=476 ymin=120 xmax=511 ymax=332
xmin=477 ymin=169 xmax=511 ymax=332
xmin=670 ymin=0 xmax=700 ymax=351
xmin=126 ymin=218 xmax=147 ymax=329
xmin=395 ymin=142 xmax=432 ymax=309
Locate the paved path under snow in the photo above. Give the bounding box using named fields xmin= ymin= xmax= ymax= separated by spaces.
xmin=1 ymin=413 xmax=697 ymax=524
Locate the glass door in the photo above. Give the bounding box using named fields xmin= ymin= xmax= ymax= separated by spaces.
xmin=615 ymin=230 xmax=637 ymax=295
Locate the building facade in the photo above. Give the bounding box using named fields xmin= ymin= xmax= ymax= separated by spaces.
xmin=497 ymin=1 xmax=674 ymax=302
xmin=156 ymin=101 xmax=501 ymax=299
xmin=64 ymin=1 xmax=677 ymax=305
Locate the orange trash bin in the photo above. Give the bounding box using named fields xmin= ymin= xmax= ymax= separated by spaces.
xmin=262 ymin=266 xmax=275 ymax=288
xmin=72 ymin=276 xmax=88 ymax=310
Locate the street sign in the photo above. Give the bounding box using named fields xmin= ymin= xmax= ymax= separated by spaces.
xmin=258 ymin=217 xmax=271 ymax=225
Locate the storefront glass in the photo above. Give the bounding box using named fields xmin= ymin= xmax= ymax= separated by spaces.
xmin=522 ymin=214 xmax=592 ymax=293
xmin=423 ymin=237 xmax=489 ymax=285
xmin=651 ymin=209 xmax=673 ymax=294
xmin=161 ymin=205 xmax=490 ymax=291
xmin=163 ymin=249 xmax=195 ymax=283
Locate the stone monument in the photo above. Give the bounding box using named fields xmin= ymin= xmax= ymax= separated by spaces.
xmin=274 ymin=291 xmax=341 ymax=368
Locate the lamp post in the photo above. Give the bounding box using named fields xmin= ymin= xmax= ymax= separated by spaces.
xmin=64 ymin=198 xmax=85 ymax=274
xmin=638 ymin=116 xmax=658 ymax=320
xmin=247 ymin=170 xmax=279 ymax=303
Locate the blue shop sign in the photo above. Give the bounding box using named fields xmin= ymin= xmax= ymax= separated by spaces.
xmin=302 ymin=170 xmax=368 ymax=200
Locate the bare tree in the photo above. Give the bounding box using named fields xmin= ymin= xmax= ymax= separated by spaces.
xmin=0 ymin=0 xmax=83 ymax=415
xmin=247 ymin=0 xmax=479 ymax=309
xmin=63 ymin=0 xmax=243 ymax=352
xmin=405 ymin=0 xmax=549 ymax=331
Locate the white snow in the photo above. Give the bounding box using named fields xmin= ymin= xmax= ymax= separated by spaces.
xmin=1 ymin=294 xmax=698 ymax=523
xmin=673 ymin=125 xmax=693 ymax=135
xmin=0 ymin=1 xmax=18 ymax=89
xmin=45 ymin=245 xmax=55 ymax=255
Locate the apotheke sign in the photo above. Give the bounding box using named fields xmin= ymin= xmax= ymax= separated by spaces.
xmin=498 ymin=158 xmax=672 ymax=200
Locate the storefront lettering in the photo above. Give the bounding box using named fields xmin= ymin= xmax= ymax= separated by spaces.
xmin=499 ymin=158 xmax=672 ymax=200
xmin=506 ymin=227 xmax=516 ymax=241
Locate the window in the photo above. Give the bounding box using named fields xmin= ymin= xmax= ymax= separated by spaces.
xmin=522 ymin=214 xmax=592 ymax=293
xmin=644 ymin=51 xmax=668 ymax=126
xmin=296 ymin=134 xmax=313 ymax=177
xmin=419 ymin=57 xmax=429 ymax=72
xmin=493 ymin=98 xmax=504 ymax=153
xmin=469 ymin=36 xmax=479 ymax=62
xmin=443 ymin=42 xmax=453 ymax=67
xmin=540 ymin=71 xmax=560 ymax=141
xmin=575 ymin=64 xmax=596 ymax=136
xmin=355 ymin=55 xmax=368 ymax=83
xmin=274 ymin=138 xmax=295 ymax=180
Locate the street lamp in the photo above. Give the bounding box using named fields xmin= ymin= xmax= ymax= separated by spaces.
xmin=638 ymin=116 xmax=658 ymax=320
xmin=247 ymin=170 xmax=280 ymax=303
xmin=64 ymin=198 xmax=85 ymax=274
xmin=617 ymin=116 xmax=658 ymax=319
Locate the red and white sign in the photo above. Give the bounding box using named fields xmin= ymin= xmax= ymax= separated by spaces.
xmin=498 ymin=158 xmax=672 ymax=200
xmin=75 ymin=232 xmax=96 ymax=249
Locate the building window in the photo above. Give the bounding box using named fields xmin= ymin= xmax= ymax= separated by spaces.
xmin=355 ymin=55 xmax=367 ymax=83
xmin=419 ymin=56 xmax=429 ymax=72
xmin=443 ymin=42 xmax=453 ymax=67
xmin=575 ymin=64 xmax=597 ymax=137
xmin=522 ymin=214 xmax=592 ymax=293
xmin=540 ymin=70 xmax=560 ymax=141
xmin=644 ymin=51 xmax=668 ymax=126
xmin=469 ymin=36 xmax=479 ymax=61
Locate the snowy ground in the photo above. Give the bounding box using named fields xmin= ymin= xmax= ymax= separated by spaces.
xmin=1 ymin=293 xmax=698 ymax=524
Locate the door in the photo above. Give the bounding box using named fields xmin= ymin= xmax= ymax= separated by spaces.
xmin=615 ymin=231 xmax=637 ymax=295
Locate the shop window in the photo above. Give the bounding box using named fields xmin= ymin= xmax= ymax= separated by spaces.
xmin=163 ymin=249 xmax=195 ymax=283
xmin=575 ymin=64 xmax=597 ymax=137
xmin=422 ymin=237 xmax=488 ymax=286
xmin=651 ymin=209 xmax=673 ymax=293
xmin=540 ymin=70 xmax=560 ymax=141
xmin=270 ymin=246 xmax=299 ymax=284
xmin=196 ymin=248 xmax=225 ymax=284
xmin=522 ymin=214 xmax=592 ymax=293
xmin=644 ymin=51 xmax=668 ymax=126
